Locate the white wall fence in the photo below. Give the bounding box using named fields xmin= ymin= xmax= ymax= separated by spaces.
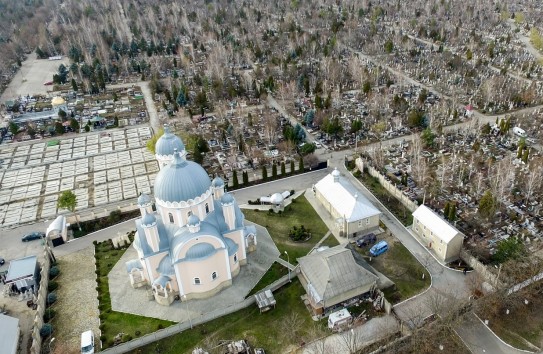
xmin=355 ymin=158 xmax=418 ymax=213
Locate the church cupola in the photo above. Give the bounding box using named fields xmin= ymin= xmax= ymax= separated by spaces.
xmin=221 ymin=193 xmax=236 ymax=231
xmin=211 ymin=176 xmax=225 ymax=200
xmin=141 ymin=211 xmax=160 ymax=252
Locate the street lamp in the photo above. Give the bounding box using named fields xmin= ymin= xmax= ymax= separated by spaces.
xmin=284 ymin=251 xmax=291 ymax=282
xmin=49 ymin=337 xmax=55 ymax=354
xmin=182 ymin=295 xmax=193 ymax=329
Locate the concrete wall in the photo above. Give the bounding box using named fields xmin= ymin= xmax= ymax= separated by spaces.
xmin=30 ymin=250 xmax=52 ymax=354
xmin=460 ymin=249 xmax=504 ymax=288
xmin=356 ymin=158 xmax=418 ymax=212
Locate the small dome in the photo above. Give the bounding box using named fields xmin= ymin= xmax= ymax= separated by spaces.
xmin=185 ymin=242 xmax=216 ymax=260
xmin=155 ymin=125 xmax=185 ymax=156
xmin=211 ymin=176 xmax=225 ymax=188
xmin=51 ymin=96 xmax=65 ymax=106
xmin=156 ymin=256 xmax=175 ymax=275
xmin=332 ymin=168 xmax=340 ymax=177
xmin=153 ymin=151 xmax=212 ymax=203
xmin=152 ymin=275 xmax=171 ymax=287
xmin=270 ymin=193 xmax=284 ymax=205
xmin=138 ymin=193 xmax=151 ymax=206
xmin=187 ymin=214 xmax=200 ymax=226
xmin=141 ymin=212 xmax=157 ymax=226
xmin=221 ymin=193 xmax=234 ymax=205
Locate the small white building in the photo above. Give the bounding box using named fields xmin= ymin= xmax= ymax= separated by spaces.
xmin=412 ymin=205 xmax=464 ymax=262
xmin=0 ymin=314 xmax=20 ymax=354
xmin=314 ymin=168 xmax=381 ymax=238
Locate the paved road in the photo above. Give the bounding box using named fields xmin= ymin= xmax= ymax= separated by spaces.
xmin=108 ymin=81 xmax=160 ymax=132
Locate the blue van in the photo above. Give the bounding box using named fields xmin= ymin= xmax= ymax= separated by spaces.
xmin=369 ymin=240 xmax=389 ymax=257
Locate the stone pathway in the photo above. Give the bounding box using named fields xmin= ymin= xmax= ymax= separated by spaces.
xmin=52 ymin=246 xmax=99 ymax=354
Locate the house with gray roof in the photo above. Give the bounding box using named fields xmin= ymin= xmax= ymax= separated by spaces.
xmin=4 ymin=255 xmax=40 ymax=292
xmin=0 ymin=314 xmax=20 ymax=354
xmin=297 ymin=245 xmax=379 ymax=315
xmin=126 ymin=125 xmax=257 ymax=306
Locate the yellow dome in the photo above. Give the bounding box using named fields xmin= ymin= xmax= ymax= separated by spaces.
xmin=51 ymin=96 xmax=65 ymax=106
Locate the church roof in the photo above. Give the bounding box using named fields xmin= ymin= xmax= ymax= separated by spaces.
xmin=185 ymin=242 xmax=217 ymax=260
xmin=155 ymin=125 xmax=185 ymax=156
xmin=314 ymin=171 xmax=381 ymax=222
xmin=157 ymin=255 xmax=175 ymax=275
xmin=138 ymin=193 xmax=151 ymax=206
xmin=154 ymin=151 xmax=211 ymax=203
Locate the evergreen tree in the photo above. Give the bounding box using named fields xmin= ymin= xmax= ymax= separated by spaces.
xmin=290 ymin=160 xmax=295 ymax=175
xmin=298 ymin=157 xmax=304 ymax=173
xmin=272 ymin=164 xmax=278 ymax=179
xmin=281 ymin=161 xmax=286 ymax=176
xmin=522 ymin=149 xmax=529 ymax=164
xmin=443 ymin=202 xmax=450 ymax=221
xmin=71 ymin=79 xmax=78 ymax=92
xmin=262 ymin=166 xmax=268 ymax=181
xmin=242 ymin=171 xmax=249 ymax=185
xmin=449 ymin=203 xmax=457 ymax=222
xmin=232 ymin=170 xmax=239 ymax=189
xmin=479 ymin=190 xmax=496 ymax=219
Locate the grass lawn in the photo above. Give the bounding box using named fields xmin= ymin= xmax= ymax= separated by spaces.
xmin=477 ymin=286 xmax=543 ymax=351
xmin=247 ymin=262 xmax=288 ymax=296
xmin=362 ymin=240 xmax=430 ymax=304
xmin=358 ymin=173 xmax=413 ymax=226
xmin=94 ymin=238 xmax=174 ymax=347
xmin=244 ymin=194 xmax=337 ymax=264
xmin=130 ymin=280 xmax=328 ymax=354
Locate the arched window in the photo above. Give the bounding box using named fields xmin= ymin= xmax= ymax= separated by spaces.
xmin=187 ymin=211 xmax=192 ymax=218
xmin=194 ymin=277 xmax=201 ymax=285
xmin=211 ymin=272 xmax=217 ymax=280
xmin=168 ymin=213 xmax=174 ymax=223
xmin=205 ymin=203 xmax=210 ymax=214
xmin=233 ymin=254 xmax=238 ymax=263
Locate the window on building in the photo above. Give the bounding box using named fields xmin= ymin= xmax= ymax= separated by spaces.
xmin=168 ymin=213 xmax=174 ymax=223
xmin=234 ymin=254 xmax=238 ymax=263
xmin=211 ymin=272 xmax=217 ymax=280
xmin=194 ymin=277 xmax=201 ymax=285
xmin=358 ymin=220 xmax=362 ymax=227
xmin=366 ymin=218 xmax=370 ymax=225
xmin=187 ymin=211 xmax=192 ymax=218
xmin=205 ymin=203 xmax=210 ymax=214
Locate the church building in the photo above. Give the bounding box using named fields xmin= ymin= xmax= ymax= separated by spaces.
xmin=126 ymin=125 xmax=257 ymax=305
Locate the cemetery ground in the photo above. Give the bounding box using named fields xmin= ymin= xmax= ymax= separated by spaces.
xmin=130 ymin=280 xmax=325 ymax=354
xmin=356 ymin=234 xmax=431 ymax=305
xmin=242 ymin=193 xmax=339 ymax=264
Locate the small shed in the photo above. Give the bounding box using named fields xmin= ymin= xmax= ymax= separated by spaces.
xmin=254 ymin=289 xmax=276 ymax=313
xmin=0 ymin=314 xmax=20 ymax=354
xmin=4 ymin=256 xmax=40 ymax=292
xmin=328 ymin=308 xmax=352 ymax=330
xmin=46 ymin=215 xmax=68 ymax=246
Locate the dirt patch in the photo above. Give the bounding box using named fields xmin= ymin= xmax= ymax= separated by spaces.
xmin=51 ymin=246 xmax=99 ymax=354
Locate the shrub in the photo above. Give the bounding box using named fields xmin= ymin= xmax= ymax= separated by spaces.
xmin=49 ymin=266 xmax=60 ymax=278
xmin=43 ymin=309 xmax=56 ymax=322
xmin=40 ymin=323 xmax=53 ymax=337
xmin=157 ymin=323 xmax=164 ymax=330
xmin=290 ymin=190 xmax=295 ymax=196
xmin=288 ymin=225 xmax=311 ymax=242
xmin=100 ymin=335 xmax=107 ymax=343
xmin=123 ymin=334 xmax=133 ymax=342
xmin=47 ymin=293 xmax=57 ymax=305
xmin=48 ymin=281 xmax=58 ymax=292
xmin=108 ymin=210 xmax=122 ymax=224
xmin=135 ymin=330 xmax=141 ymax=337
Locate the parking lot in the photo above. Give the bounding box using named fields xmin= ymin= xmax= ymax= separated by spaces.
xmin=0 ymin=126 xmax=158 ymax=228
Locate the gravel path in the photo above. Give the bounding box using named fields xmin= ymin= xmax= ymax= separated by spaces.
xmin=53 ymin=246 xmax=100 ymax=353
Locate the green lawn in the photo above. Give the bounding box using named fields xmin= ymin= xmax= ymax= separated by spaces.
xmin=359 ymin=173 xmax=414 ymax=226
xmin=247 ymin=262 xmax=288 ymax=296
xmin=130 ymin=280 xmax=328 ymax=354
xmin=94 ymin=238 xmax=174 ymax=347
xmin=364 ymin=241 xmax=430 ymax=304
xmin=243 ymin=194 xmax=337 ymax=264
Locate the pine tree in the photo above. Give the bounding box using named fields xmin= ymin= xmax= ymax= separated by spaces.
xmin=290 ymin=160 xmax=295 ymax=175
xmin=298 ymin=157 xmax=304 ymax=173
xmin=272 ymin=164 xmax=278 ymax=179
xmin=262 ymin=166 xmax=268 ymax=181
xmin=233 ymin=170 xmax=239 ymax=189
xmin=443 ymin=202 xmax=450 ymax=221
xmin=242 ymin=171 xmax=249 ymax=185
xmin=281 ymin=161 xmax=286 ymax=176
xmin=449 ymin=203 xmax=456 ymax=222
xmin=522 ymin=149 xmax=529 ymax=164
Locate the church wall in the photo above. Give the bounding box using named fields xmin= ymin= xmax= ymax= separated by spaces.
xmin=146 ymin=252 xmax=169 ymax=283
xmin=176 ymin=250 xmax=230 ymax=295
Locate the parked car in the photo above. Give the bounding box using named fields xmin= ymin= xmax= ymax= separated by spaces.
xmin=356 ymin=233 xmax=377 ymax=247
xmin=81 ymin=330 xmax=95 ymax=354
xmin=21 ymin=231 xmax=45 ymax=242
xmin=369 ymin=240 xmax=389 ymax=257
